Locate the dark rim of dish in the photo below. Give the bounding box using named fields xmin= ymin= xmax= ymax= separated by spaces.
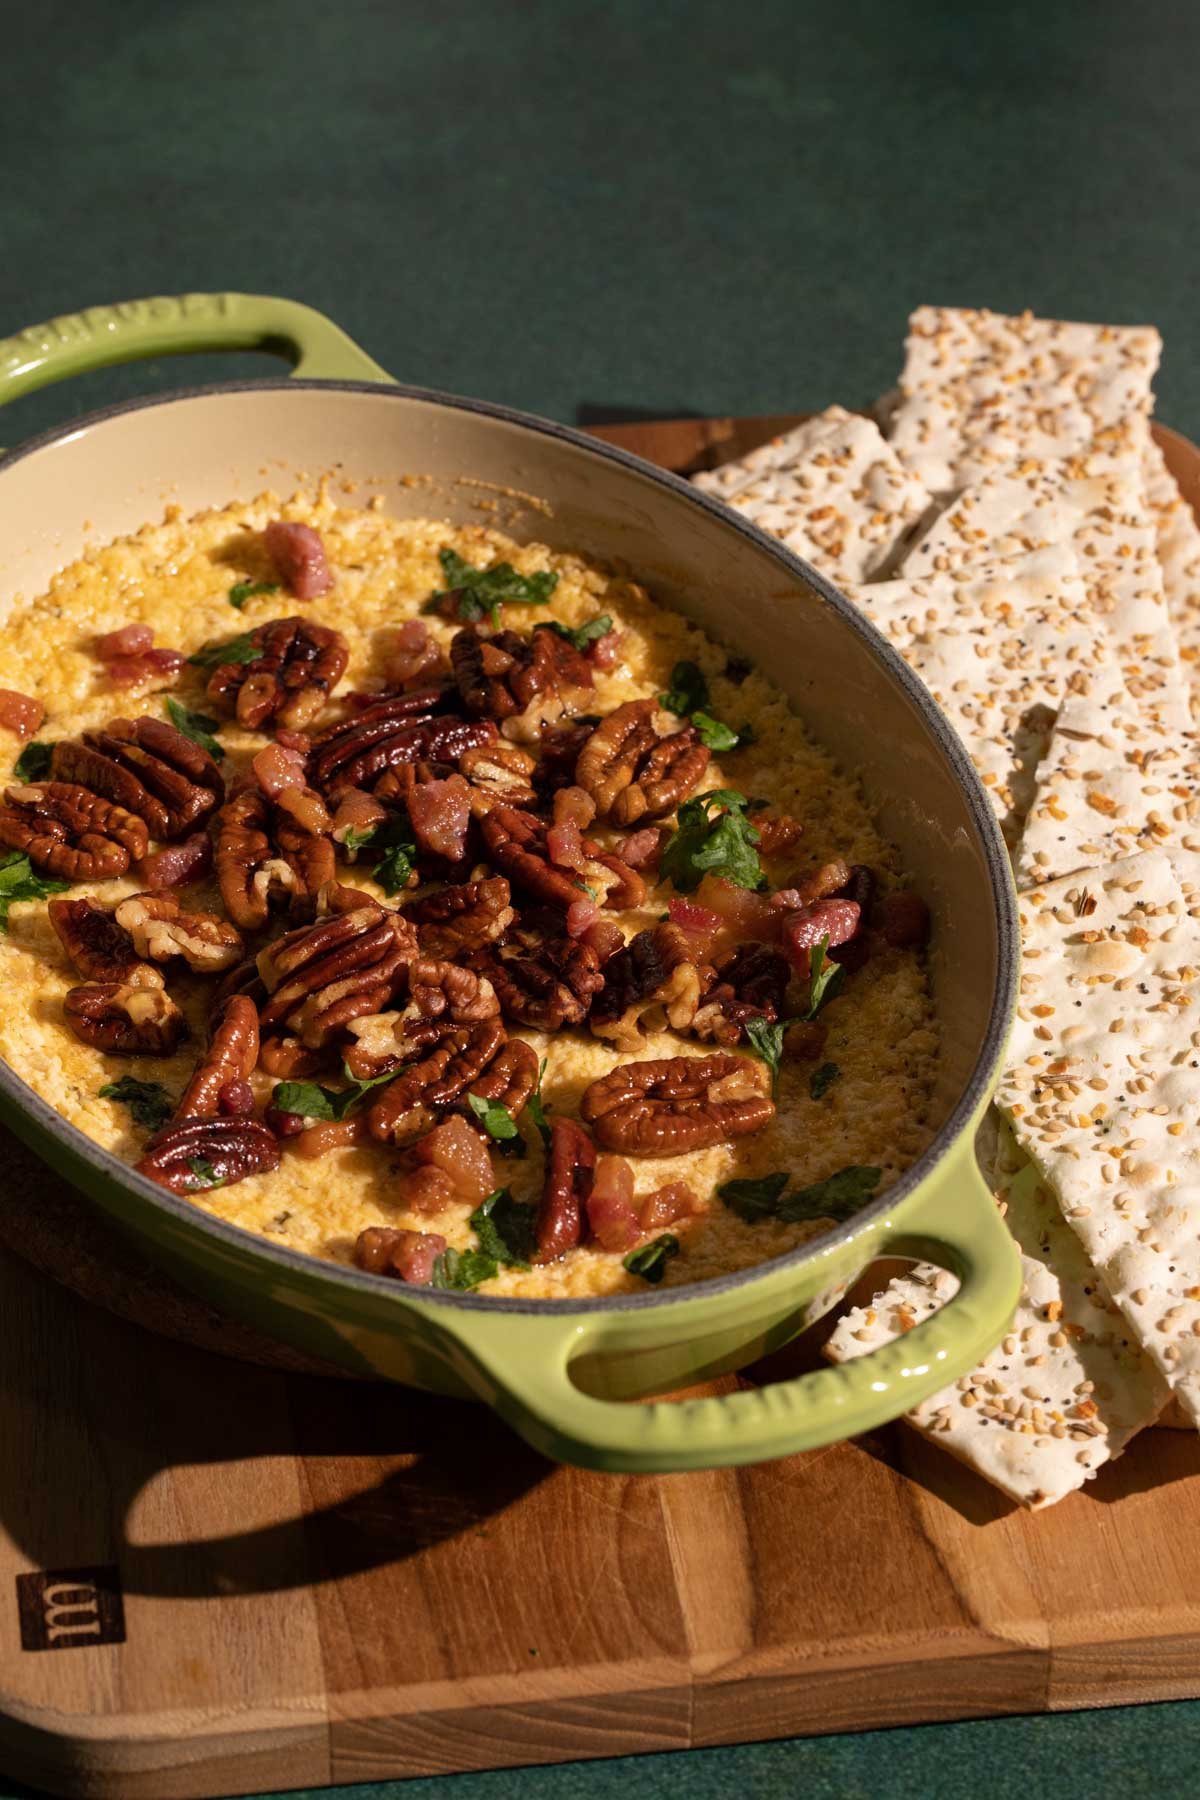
xmin=0 ymin=377 xmax=1019 ymax=1316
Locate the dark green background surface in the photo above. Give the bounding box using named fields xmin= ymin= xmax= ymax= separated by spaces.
xmin=3 ymin=1 xmax=1200 ymax=1795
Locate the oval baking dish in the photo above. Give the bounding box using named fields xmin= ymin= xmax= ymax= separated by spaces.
xmin=0 ymin=293 xmax=1021 ymax=1472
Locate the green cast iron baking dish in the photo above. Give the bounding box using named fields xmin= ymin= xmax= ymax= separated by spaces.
xmin=0 ymin=292 xmax=1022 ymax=1472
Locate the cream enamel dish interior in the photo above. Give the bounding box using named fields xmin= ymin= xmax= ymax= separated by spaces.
xmin=0 ymin=359 xmax=1020 ymax=1475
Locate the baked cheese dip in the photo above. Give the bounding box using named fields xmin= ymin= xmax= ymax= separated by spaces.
xmin=0 ymin=491 xmax=938 ymax=1297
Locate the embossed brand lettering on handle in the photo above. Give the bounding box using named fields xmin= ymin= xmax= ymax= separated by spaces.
xmin=16 ymin=1564 xmax=126 ymax=1651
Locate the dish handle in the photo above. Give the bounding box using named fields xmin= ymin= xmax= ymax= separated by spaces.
xmin=0 ymin=292 xmax=393 ymax=412
xmin=436 ymin=1139 xmax=1021 ymax=1473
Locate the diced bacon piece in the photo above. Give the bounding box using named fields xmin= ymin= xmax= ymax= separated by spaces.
xmin=620 ymin=827 xmax=664 ymax=871
xmin=0 ymin=689 xmax=45 ymax=738
xmin=106 ymin=648 xmax=185 ymax=687
xmin=784 ymin=1019 xmax=827 ymax=1061
xmin=638 ymin=1180 xmax=703 ymax=1232
xmin=547 ymin=817 xmax=587 ymax=872
xmin=666 ymin=895 xmax=723 ymax=958
xmin=264 ymin=520 xmax=333 ymax=599
xmin=581 ymin=918 xmax=625 ymax=963
xmin=275 ymin=729 xmax=312 ymax=754
xmin=879 ymin=891 xmax=931 ymax=948
xmin=587 ymin=1154 xmax=641 ymax=1251
xmin=95 ymin=623 xmax=153 ymax=660
xmin=332 ymin=788 xmax=387 ymax=843
xmin=253 ymin=742 xmax=308 ymax=798
xmin=566 ymin=896 xmax=600 ymax=938
xmin=412 ymin=1113 xmax=494 ymax=1206
xmin=135 ymin=831 xmax=213 ymax=888
xmin=384 ymin=618 xmax=442 ymax=688
xmin=780 ymin=898 xmax=860 ymax=975
xmin=276 ymin=785 xmax=333 ymax=835
xmin=695 ymin=874 xmax=778 ymax=941
xmin=394 ymin=1164 xmax=460 ymax=1215
xmin=217 ymin=1079 xmax=255 ymax=1117
xmin=409 ymin=774 xmax=471 ymax=860
xmin=552 ymin=785 xmax=597 ymax=829
xmin=360 ymin=1227 xmax=447 ymax=1284
xmin=589 ymin=628 xmax=623 ymax=670
xmin=293 ymin=1117 xmax=367 ymax=1159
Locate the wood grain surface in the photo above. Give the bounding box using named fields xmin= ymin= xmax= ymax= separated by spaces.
xmin=2 ymin=415 xmax=1200 ymax=1800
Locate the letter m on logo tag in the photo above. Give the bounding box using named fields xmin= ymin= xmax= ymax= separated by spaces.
xmin=16 ymin=1565 xmax=126 ymax=1651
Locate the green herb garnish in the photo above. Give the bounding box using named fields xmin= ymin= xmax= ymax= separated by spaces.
xmin=469 ymin=1187 xmax=538 ymax=1269
xmin=690 ymin=711 xmax=742 ymax=752
xmin=428 ymin=547 xmax=559 ymax=627
xmin=659 ymin=789 xmax=763 ymax=894
xmin=165 ymin=698 xmax=225 ymax=762
xmin=12 ymin=741 xmax=55 ymax=781
xmin=0 ymin=851 xmax=69 ymax=930
xmin=367 ymin=816 xmax=418 ymax=895
xmin=467 ymin=1092 xmax=526 ymax=1158
xmin=716 ymin=1165 xmax=880 ymax=1226
xmin=546 ymin=614 xmax=613 ymax=652
xmin=271 ymin=1062 xmax=397 ymax=1123
xmin=527 ymin=1056 xmax=551 ymax=1150
xmin=228 ymin=579 xmax=279 ymax=611
xmin=623 ymin=1234 xmax=681 ymax=1284
xmin=186 ymin=1156 xmax=222 ymax=1190
xmin=809 ymin=1061 xmax=840 ymax=1100
xmin=743 ymin=1017 xmax=786 ymax=1095
xmin=431 ymin=1246 xmax=500 ymax=1292
xmin=339 ymin=824 xmax=377 ymax=856
xmin=716 ymin=1171 xmax=791 ymax=1224
xmin=187 ymin=631 xmax=259 ymax=670
xmin=660 ymin=660 xmax=709 ymax=716
xmin=805 ymin=935 xmax=845 ymax=1020
xmin=98 ymin=1076 xmax=174 ymax=1134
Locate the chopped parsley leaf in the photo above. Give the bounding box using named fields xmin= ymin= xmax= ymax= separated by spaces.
xmin=809 ymin=1061 xmax=840 ymax=1100
xmin=0 ymin=851 xmax=70 ymax=930
xmin=187 ymin=631 xmax=259 ymax=670
xmin=469 ymin=1188 xmax=538 ymax=1269
xmin=339 ymin=824 xmax=377 ymax=855
xmin=623 ymin=1234 xmax=680 ymax=1284
xmin=12 ymin=740 xmax=55 ymax=781
xmin=467 ymin=1092 xmax=526 ymax=1158
xmin=804 ymin=936 xmax=844 ymax=1019
xmin=660 ymin=788 xmax=763 ymax=894
xmin=527 ymin=1057 xmax=551 ymax=1150
xmin=716 ymin=1171 xmax=790 ymax=1224
xmin=428 ymin=548 xmax=559 ymax=628
xmin=660 ymin=660 xmax=709 ymax=716
xmin=98 ymin=1076 xmax=173 ymax=1134
xmin=165 ymin=698 xmax=225 ymax=762
xmin=690 ymin=711 xmax=741 ymax=752
xmin=545 ymin=614 xmax=613 ymax=652
xmin=716 ymin=1165 xmax=880 ymax=1226
xmin=228 ymin=579 xmax=279 ymax=610
xmin=743 ymin=1017 xmax=786 ymax=1095
xmin=366 ymin=816 xmax=418 ymax=895
xmin=186 ymin=1156 xmax=222 ymax=1191
xmin=271 ymin=1062 xmax=397 ymax=1123
xmin=431 ymin=1246 xmax=500 ymax=1292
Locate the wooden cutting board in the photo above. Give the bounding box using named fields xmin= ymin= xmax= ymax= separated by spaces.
xmin=4 ymin=412 xmax=1200 ymax=1800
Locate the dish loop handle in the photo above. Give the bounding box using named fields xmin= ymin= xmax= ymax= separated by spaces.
xmin=437 ymin=1141 xmax=1021 ymax=1474
xmin=0 ymin=292 xmax=394 ymax=417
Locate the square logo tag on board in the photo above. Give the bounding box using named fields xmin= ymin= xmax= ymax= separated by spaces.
xmin=16 ymin=1565 xmax=126 ymax=1651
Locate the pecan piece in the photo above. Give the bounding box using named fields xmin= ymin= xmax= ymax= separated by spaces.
xmin=408 ymin=957 xmax=500 ymax=1023
xmin=257 ymin=904 xmax=416 ymax=1051
xmin=176 ymin=994 xmax=261 ymax=1119
xmin=460 ymin=1037 xmax=540 ymax=1118
xmin=406 ymin=876 xmax=515 ymax=958
xmin=64 ymin=970 xmax=186 ymax=1055
xmin=590 ymin=924 xmax=705 ymax=1050
xmin=470 ymin=929 xmax=602 ymax=1030
xmin=534 ymin=1117 xmax=595 ymax=1264
xmin=692 ymin=943 xmax=791 ymax=1047
xmin=450 ymin=624 xmax=593 ymax=724
xmin=53 ymin=716 xmax=224 ymax=840
xmin=581 ymin=1052 xmax=774 ymax=1154
xmin=49 ymin=896 xmax=143 ymax=982
xmin=479 ymin=806 xmax=587 ymax=910
xmin=308 ymin=689 xmax=494 ymax=795
xmin=136 ymin=1116 xmax=280 ymax=1194
xmin=458 ymin=740 xmax=539 ymax=814
xmin=205 ymin=615 xmax=349 ymax=731
xmin=215 ymin=786 xmax=335 ymax=931
xmin=575 ymin=700 xmax=709 ymax=825
xmin=114 ymin=892 xmax=243 ymax=974
xmin=354 ymin=1226 xmax=447 ymax=1284
xmin=0 ymin=781 xmax=148 ymax=878
xmin=383 ymin=763 xmax=473 ymax=863
xmin=366 ymin=1017 xmax=507 ymax=1145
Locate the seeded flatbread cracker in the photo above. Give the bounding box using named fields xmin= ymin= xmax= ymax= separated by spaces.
xmin=692 ymin=406 xmax=932 ymax=584
xmin=888 ymin=306 xmax=1161 ymax=494
xmin=1144 ymin=437 xmax=1200 ymax=705
xmin=846 ymin=546 xmax=1123 ymax=852
xmin=825 ymin=1123 xmax=1167 ymax=1508
xmin=1015 ymin=690 xmax=1200 ymax=889
xmin=997 ymin=848 xmax=1200 ymax=1426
